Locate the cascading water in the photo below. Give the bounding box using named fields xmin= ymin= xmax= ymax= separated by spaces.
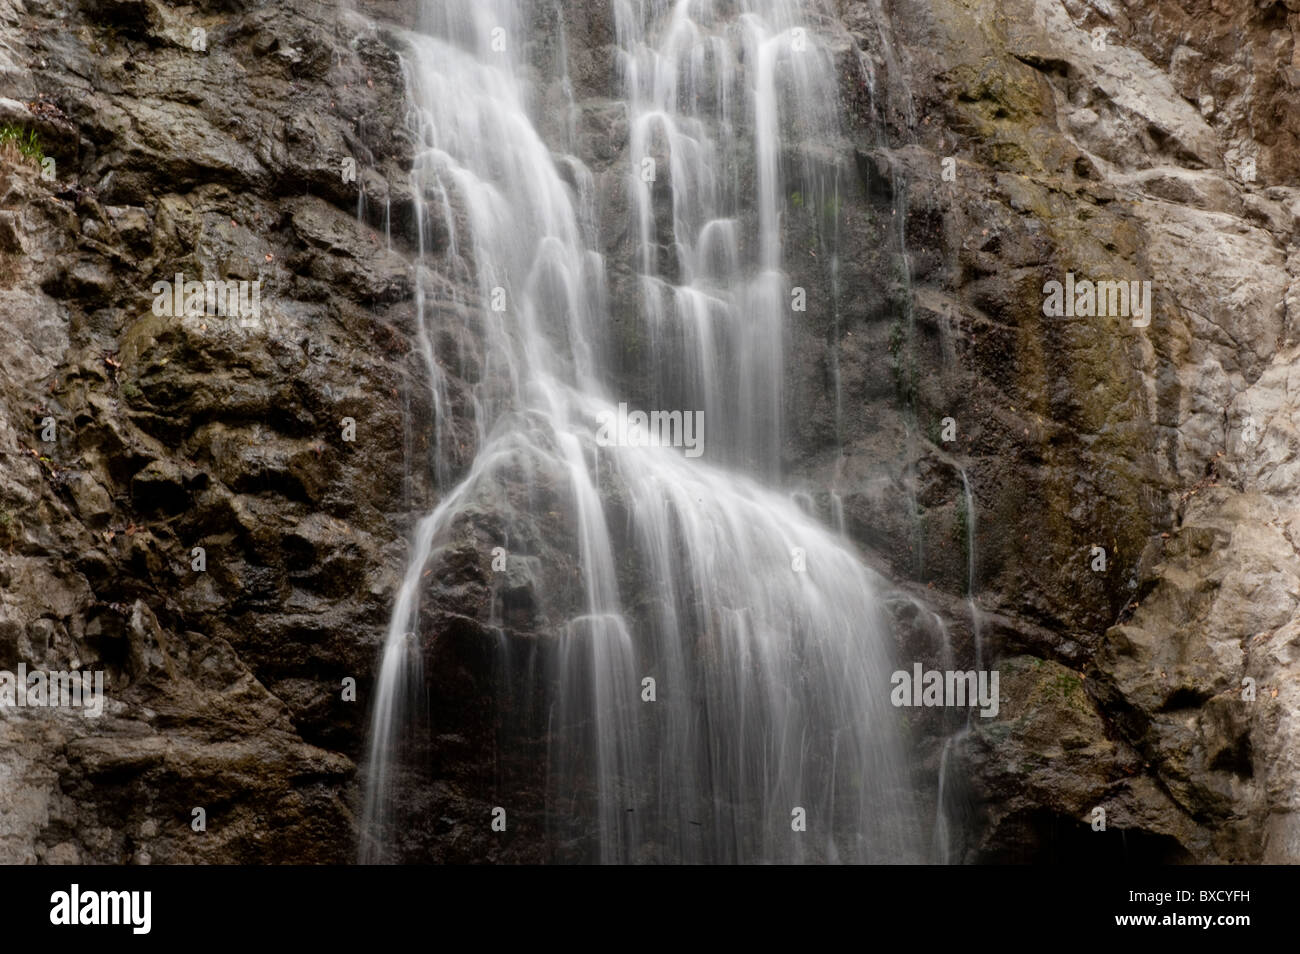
xmin=363 ymin=0 xmax=922 ymax=863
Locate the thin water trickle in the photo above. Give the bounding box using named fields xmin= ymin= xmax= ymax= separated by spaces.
xmin=960 ymin=468 xmax=982 ymax=671
xmin=933 ymin=724 xmax=969 ymax=864
xmin=929 ymin=468 xmax=983 ymax=865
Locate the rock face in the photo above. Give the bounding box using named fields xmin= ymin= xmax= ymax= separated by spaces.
xmin=0 ymin=0 xmax=1295 ymax=863
xmin=829 ymin=0 xmax=1300 ymax=862
xmin=0 ymin=0 xmax=432 ymax=862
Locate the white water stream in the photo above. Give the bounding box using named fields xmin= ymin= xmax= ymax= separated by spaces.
xmin=362 ymin=0 xmax=922 ymax=864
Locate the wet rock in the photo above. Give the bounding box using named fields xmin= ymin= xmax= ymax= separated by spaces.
xmin=826 ymin=0 xmax=1300 ymax=861
xmin=0 ymin=0 xmax=434 ymax=863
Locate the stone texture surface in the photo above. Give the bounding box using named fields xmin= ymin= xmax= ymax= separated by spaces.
xmin=0 ymin=0 xmax=435 ymax=863
xmin=829 ymin=0 xmax=1300 ymax=862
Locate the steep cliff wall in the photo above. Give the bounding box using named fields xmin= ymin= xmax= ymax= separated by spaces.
xmin=0 ymin=0 xmax=1295 ymax=863
xmin=829 ymin=0 xmax=1300 ymax=862
xmin=0 ymin=0 xmax=430 ymax=862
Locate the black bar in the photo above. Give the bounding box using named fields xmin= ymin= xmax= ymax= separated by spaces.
xmin=8 ymin=864 xmax=1276 ymax=941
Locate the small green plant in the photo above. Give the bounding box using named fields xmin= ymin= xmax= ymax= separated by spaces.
xmin=1055 ymin=672 xmax=1080 ymax=698
xmin=887 ymin=320 xmax=904 ymax=359
xmin=0 ymin=124 xmax=44 ymax=166
xmin=120 ymin=380 xmax=143 ymax=401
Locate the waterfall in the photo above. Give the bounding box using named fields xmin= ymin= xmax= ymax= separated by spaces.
xmin=362 ymin=0 xmax=921 ymax=864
